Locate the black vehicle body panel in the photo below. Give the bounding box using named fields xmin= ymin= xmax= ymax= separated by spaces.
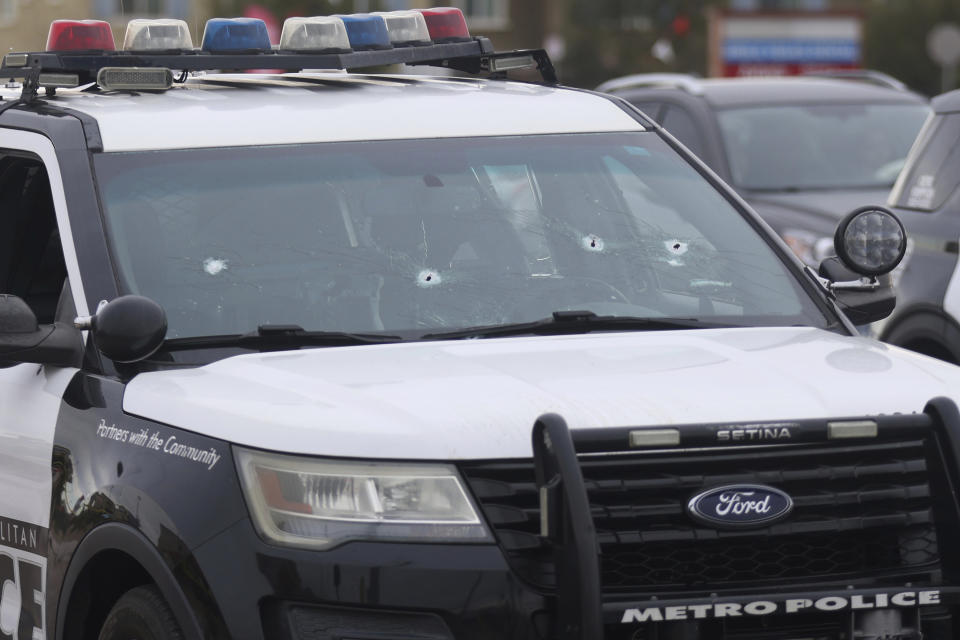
xmin=51 ymin=372 xmax=243 ymax=638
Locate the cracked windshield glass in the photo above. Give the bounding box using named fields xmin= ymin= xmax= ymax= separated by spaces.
xmin=93 ymin=133 xmax=827 ymax=339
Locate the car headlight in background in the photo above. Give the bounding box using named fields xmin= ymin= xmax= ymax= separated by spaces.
xmin=235 ymin=447 xmax=491 ymax=549
xmin=781 ymin=228 xmax=835 ymax=268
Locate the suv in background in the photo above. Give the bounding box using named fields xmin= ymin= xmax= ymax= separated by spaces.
xmin=883 ymin=88 xmax=960 ymax=362
xmin=596 ymin=73 xmax=930 ymax=268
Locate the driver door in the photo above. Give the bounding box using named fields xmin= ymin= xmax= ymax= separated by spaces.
xmin=0 ymin=131 xmax=86 ymax=640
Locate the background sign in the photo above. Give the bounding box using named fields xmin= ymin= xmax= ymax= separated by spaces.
xmin=710 ymin=12 xmax=863 ymax=77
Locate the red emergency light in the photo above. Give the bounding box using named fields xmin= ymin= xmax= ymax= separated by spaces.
xmin=46 ymin=20 xmax=116 ymax=52
xmin=417 ymin=8 xmax=471 ymax=43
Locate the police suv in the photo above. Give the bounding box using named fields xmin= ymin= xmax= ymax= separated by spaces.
xmin=1 ymin=11 xmax=959 ymax=640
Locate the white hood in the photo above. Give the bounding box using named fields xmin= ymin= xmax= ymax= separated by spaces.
xmin=123 ymin=327 xmax=960 ymax=460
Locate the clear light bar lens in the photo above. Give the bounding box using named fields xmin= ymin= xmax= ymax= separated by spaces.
xmin=489 ymin=54 xmax=536 ymax=72
xmin=38 ymin=73 xmax=80 ymax=88
xmin=123 ymin=19 xmax=194 ymax=51
xmin=827 ymin=420 xmax=878 ymax=439
xmin=4 ymin=54 xmax=29 ymax=68
xmin=280 ymin=17 xmax=351 ymax=52
xmin=629 ymin=429 xmax=680 ymax=447
xmin=98 ymin=67 xmax=174 ymax=91
xmin=235 ymin=447 xmax=490 ymax=549
xmin=373 ymin=11 xmax=432 ymax=46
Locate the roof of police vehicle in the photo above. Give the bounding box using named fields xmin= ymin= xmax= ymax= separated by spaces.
xmin=614 ymin=76 xmax=927 ymax=108
xmin=0 ymin=73 xmax=645 ymax=152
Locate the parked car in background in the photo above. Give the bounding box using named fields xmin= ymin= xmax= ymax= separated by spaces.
xmin=596 ymin=73 xmax=930 ymax=268
xmin=882 ymin=88 xmax=960 ymax=363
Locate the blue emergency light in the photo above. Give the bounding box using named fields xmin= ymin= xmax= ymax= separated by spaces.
xmin=201 ymin=18 xmax=272 ymax=52
xmin=336 ymin=14 xmax=392 ymax=51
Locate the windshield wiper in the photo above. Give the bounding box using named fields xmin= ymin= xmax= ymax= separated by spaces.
xmin=161 ymin=324 xmax=404 ymax=352
xmin=419 ymin=310 xmax=729 ymax=341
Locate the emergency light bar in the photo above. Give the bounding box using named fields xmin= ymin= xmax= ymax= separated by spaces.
xmin=0 ymin=10 xmax=556 ymax=101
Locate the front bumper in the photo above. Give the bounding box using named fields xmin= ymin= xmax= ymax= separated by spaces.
xmin=192 ymin=519 xmax=547 ymax=639
xmin=192 ymin=519 xmax=958 ymax=639
xmin=189 ymin=398 xmax=960 ymax=639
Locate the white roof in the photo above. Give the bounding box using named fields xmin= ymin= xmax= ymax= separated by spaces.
xmin=4 ymin=73 xmax=645 ymax=151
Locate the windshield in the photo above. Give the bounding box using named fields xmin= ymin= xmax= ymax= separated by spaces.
xmin=717 ymin=103 xmax=930 ymax=191
xmin=93 ymin=133 xmax=828 ymax=339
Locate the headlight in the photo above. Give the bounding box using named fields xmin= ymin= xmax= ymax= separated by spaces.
xmin=781 ymin=229 xmax=835 ymax=268
xmin=234 ymin=447 xmax=491 ymax=549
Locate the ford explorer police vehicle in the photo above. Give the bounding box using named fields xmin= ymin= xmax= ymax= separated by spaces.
xmin=1 ymin=11 xmax=959 ymax=640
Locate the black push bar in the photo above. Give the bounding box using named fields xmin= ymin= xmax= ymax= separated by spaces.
xmin=531 ymin=397 xmax=960 ymax=639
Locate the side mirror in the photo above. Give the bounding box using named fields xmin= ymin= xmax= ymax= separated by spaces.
xmin=817 ymin=207 xmax=907 ymax=325
xmin=76 ymin=295 xmax=167 ymax=363
xmin=0 ymin=294 xmax=83 ymax=367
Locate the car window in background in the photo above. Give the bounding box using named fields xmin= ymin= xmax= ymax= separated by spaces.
xmin=891 ymin=113 xmax=960 ymax=212
xmin=659 ymin=105 xmax=706 ymax=159
xmin=717 ymin=103 xmax=930 ymax=191
xmin=630 ymin=101 xmax=664 ymax=121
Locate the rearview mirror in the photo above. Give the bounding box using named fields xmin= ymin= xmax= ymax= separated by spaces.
xmin=0 ymin=294 xmax=83 ymax=367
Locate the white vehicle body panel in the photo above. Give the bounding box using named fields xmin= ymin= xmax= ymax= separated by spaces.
xmin=123 ymin=327 xmax=960 ymax=460
xmin=18 ymin=76 xmax=645 ymax=151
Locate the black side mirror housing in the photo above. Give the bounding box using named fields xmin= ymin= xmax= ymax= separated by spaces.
xmin=0 ymin=294 xmax=83 ymax=367
xmin=81 ymin=295 xmax=167 ymax=363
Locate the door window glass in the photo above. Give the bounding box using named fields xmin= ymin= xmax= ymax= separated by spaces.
xmin=0 ymin=153 xmax=68 ymax=324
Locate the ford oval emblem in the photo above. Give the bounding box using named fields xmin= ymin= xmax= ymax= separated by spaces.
xmin=687 ymin=484 xmax=793 ymax=529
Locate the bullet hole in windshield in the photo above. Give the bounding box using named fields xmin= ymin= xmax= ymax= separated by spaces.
xmin=666 ymin=240 xmax=688 ymax=255
xmin=417 ymin=269 xmax=442 ymax=287
xmin=203 ymin=257 xmax=229 ymax=275
xmin=582 ymin=234 xmax=605 ymax=252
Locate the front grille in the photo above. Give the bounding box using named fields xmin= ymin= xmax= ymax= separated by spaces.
xmin=460 ymin=438 xmax=942 ymax=594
